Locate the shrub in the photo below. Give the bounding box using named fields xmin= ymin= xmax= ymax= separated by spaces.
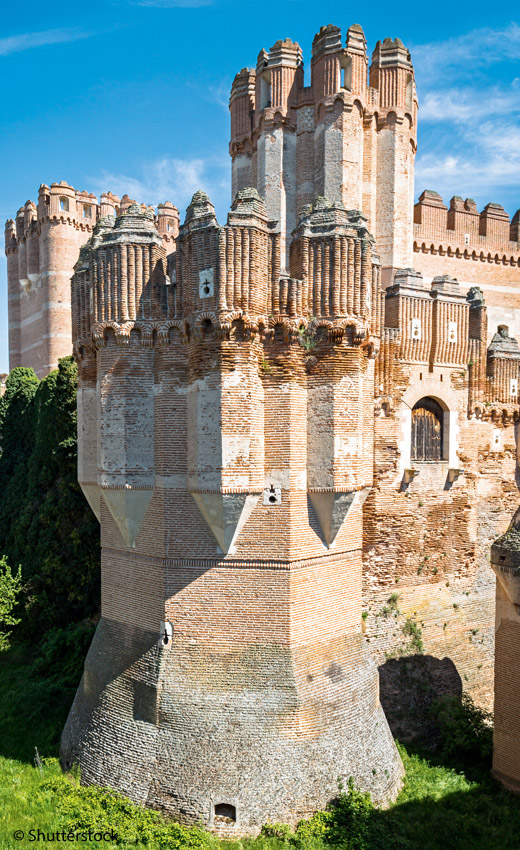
xmin=296 ymin=778 xmax=373 ymax=849
xmin=0 ymin=557 xmax=22 ymax=650
xmin=433 ymin=693 xmax=493 ymax=768
xmin=402 ymin=617 xmax=424 ymax=654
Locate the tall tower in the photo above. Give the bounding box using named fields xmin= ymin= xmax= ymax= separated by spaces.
xmin=229 ymin=24 xmax=417 ymax=286
xmin=4 ymin=185 xmax=179 ymax=378
xmin=61 ymin=192 xmax=403 ymax=833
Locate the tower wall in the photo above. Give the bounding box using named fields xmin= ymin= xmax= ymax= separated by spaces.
xmin=490 ymin=514 xmax=520 ymax=792
xmin=413 ymin=191 xmax=520 ymax=343
xmin=4 ymin=185 xmax=178 ymax=378
xmin=229 ymin=24 xmax=417 ymax=281
xmin=62 ymin=192 xmax=404 ymax=833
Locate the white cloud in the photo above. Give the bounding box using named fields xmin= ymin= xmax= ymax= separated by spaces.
xmin=88 ymin=155 xmax=231 ymax=220
xmin=411 ymin=22 xmax=520 ymax=77
xmin=416 ymin=120 xmax=520 ymax=204
xmin=412 ymin=24 xmax=520 ymax=212
xmin=186 ymin=78 xmax=230 ymax=109
xmin=420 ymin=84 xmax=520 ymax=123
xmin=0 ymin=28 xmax=90 ymax=56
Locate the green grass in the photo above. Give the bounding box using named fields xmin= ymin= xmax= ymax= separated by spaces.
xmin=1 ymin=644 xmax=520 ymax=850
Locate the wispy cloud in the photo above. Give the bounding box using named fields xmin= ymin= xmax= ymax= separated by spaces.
xmin=186 ymin=78 xmax=230 ymax=109
xmin=88 ymin=155 xmax=230 ymax=220
xmin=0 ymin=27 xmax=90 ymax=57
xmin=412 ymin=24 xmax=520 ymax=212
xmin=411 ymin=22 xmax=520 ymax=76
xmin=416 ymin=121 xmax=520 ymax=202
xmin=419 ymin=82 xmax=520 ymax=123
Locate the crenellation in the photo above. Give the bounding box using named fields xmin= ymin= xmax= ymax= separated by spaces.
xmin=414 ymin=191 xmax=520 ymax=255
xmin=5 ymin=185 xmax=179 ymax=377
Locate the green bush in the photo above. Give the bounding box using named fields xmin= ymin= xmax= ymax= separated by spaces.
xmin=39 ymin=770 xmax=215 ymax=849
xmin=433 ymin=693 xmax=493 ymax=767
xmin=0 ymin=557 xmax=22 ymax=650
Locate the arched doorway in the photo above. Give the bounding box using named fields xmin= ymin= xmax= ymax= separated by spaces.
xmin=411 ymin=397 xmax=444 ymax=461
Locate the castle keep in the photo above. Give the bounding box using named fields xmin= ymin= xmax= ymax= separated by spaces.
xmin=61 ymin=191 xmax=405 ymax=829
xmin=3 ymin=18 xmax=520 ymax=828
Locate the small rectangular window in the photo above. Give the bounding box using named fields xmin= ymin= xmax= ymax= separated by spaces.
xmin=83 ymin=205 xmax=92 ymax=219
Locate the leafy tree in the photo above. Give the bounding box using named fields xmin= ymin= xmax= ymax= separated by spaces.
xmin=0 ymin=557 xmax=22 ymax=650
xmin=0 ymin=358 xmax=100 ymax=640
xmin=0 ymin=367 xmax=39 ymax=564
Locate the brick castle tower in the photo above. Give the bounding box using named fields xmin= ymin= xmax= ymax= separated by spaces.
xmin=230 ymin=25 xmax=417 ymax=283
xmin=4 ymin=186 xmax=178 ymax=378
xmin=61 ymin=182 xmax=404 ymax=828
xmin=59 ymin=19 xmax=520 ymax=821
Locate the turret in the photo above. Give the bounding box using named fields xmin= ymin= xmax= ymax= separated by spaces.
xmin=345 ymin=24 xmax=368 ymax=96
xmin=119 ymin=194 xmax=135 ymax=214
xmin=229 ymin=68 xmax=256 ymax=197
xmin=310 ymin=24 xmax=342 ymax=99
xmin=157 ymin=201 xmax=179 ymax=256
xmin=4 ymin=219 xmax=21 ymax=368
xmin=253 ymin=38 xmax=303 ymax=270
xmin=99 ymin=192 xmax=120 ymax=218
xmin=369 ymin=36 xmax=417 ymax=281
xmin=48 ymin=181 xmax=77 ymax=220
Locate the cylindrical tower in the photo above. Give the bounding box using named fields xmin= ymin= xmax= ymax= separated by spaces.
xmin=369 ymin=37 xmax=417 ymax=283
xmin=4 ymin=218 xmax=21 ymax=368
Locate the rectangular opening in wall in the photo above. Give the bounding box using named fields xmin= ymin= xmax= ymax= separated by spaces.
xmin=133 ymin=680 xmax=157 ymax=725
xmin=214 ymin=803 xmax=236 ymax=825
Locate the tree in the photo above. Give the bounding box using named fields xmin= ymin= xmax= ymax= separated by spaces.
xmin=0 ymin=556 xmax=22 ymax=650
xmin=0 ymin=358 xmax=100 ymax=640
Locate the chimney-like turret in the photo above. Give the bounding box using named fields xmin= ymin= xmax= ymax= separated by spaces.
xmin=369 ymin=36 xmax=417 ymax=282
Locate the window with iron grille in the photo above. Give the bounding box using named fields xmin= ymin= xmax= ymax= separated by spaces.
xmin=411 ymin=397 xmax=444 ymax=461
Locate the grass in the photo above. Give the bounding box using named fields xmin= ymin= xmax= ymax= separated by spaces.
xmin=1 ymin=643 xmax=520 ymax=849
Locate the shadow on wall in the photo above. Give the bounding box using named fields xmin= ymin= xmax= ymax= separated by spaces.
xmin=379 ymin=654 xmax=462 ymax=744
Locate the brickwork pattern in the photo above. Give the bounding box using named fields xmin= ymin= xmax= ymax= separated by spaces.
xmin=5 ymin=184 xmax=178 ymax=378
xmin=61 ymin=191 xmax=404 ymax=833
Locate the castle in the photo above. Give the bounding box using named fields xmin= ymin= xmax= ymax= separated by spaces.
xmin=6 ymin=21 xmax=520 ymax=827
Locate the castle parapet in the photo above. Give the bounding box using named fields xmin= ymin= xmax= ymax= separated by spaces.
xmin=230 ymin=23 xmax=417 ymax=277
xmin=385 ymin=270 xmax=470 ymax=367
xmin=414 ymin=190 xmax=520 ymax=257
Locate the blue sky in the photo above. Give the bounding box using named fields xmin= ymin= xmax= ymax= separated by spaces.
xmin=1 ymin=0 xmax=519 ymax=373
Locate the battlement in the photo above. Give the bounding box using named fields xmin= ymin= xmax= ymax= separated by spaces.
xmin=414 ymin=190 xmax=520 ymax=256
xmin=230 ymin=24 xmax=417 ymax=279
xmin=230 ymin=24 xmax=417 ymax=137
xmin=5 ymin=182 xmax=179 ymax=377
xmin=73 ymin=189 xmax=382 ymax=357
